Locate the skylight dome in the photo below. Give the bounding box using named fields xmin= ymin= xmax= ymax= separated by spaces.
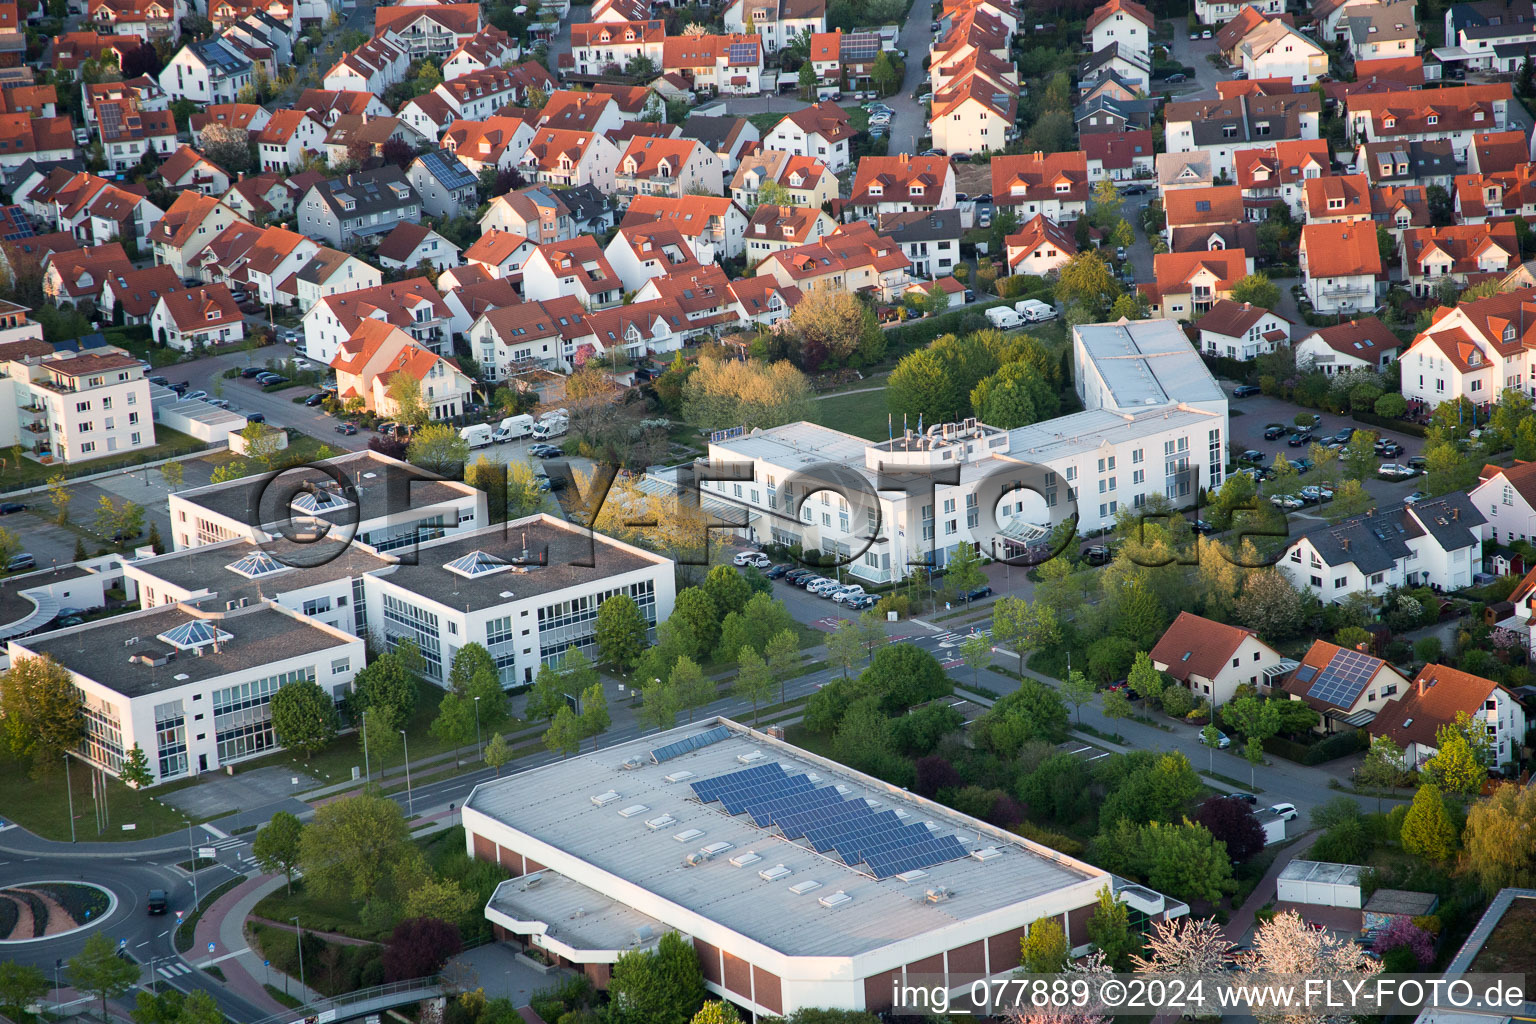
xmin=291 ymin=487 xmax=352 ymax=513
xmin=157 ymin=619 xmax=234 ymax=650
xmin=444 ymin=550 xmax=511 ymax=578
xmin=226 ymin=551 xmax=287 ymax=578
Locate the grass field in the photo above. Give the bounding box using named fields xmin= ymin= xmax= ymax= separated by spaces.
xmin=0 ymin=751 xmax=215 ymax=842
xmin=814 ymin=390 xmax=888 ymax=441
xmin=0 ymin=425 xmax=209 ymax=493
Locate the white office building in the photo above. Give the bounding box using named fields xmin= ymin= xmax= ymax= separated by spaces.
xmin=700 ymin=318 xmax=1229 ymax=582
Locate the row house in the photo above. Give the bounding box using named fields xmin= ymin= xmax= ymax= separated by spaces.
xmin=1004 ymin=213 xmax=1077 ymax=277
xmin=931 ymin=45 xmax=1016 ymax=98
xmin=187 ymin=221 xmax=264 ymax=291
xmin=931 ymin=76 xmax=1017 ymax=158
xmin=517 ymin=128 xmax=619 ymax=192
xmin=398 ymin=92 xmax=458 ymax=141
xmin=1235 ymin=138 xmax=1330 ymax=219
xmin=301 ymin=276 xmax=449 ymax=363
xmin=53 ymin=30 xmax=140 ymax=72
xmin=754 ymin=221 xmax=911 ymax=302
xmin=1455 ymin=162 xmax=1536 ymax=221
xmin=43 ymin=242 xmax=132 ymax=305
xmin=1085 ymin=0 xmax=1153 ymax=59
xmin=1398 ymin=284 xmax=1536 ymax=406
xmin=254 ymin=109 xmax=326 ymax=173
xmin=156 ymin=145 xmax=231 ymax=196
xmin=373 ymin=2 xmax=481 ymax=58
xmin=634 ymin=264 xmax=740 ymax=336
xmin=159 ymin=38 xmax=252 ymax=104
xmin=1164 ymin=89 xmax=1322 ymax=180
xmin=1470 ymin=128 xmax=1530 ymax=174
xmin=567 ymin=297 xmax=691 ymax=367
xmin=678 ymin=114 xmax=759 ymax=174
xmin=377 ymin=221 xmax=460 ymax=274
xmin=296 ymin=166 xmax=422 ymax=248
xmin=621 ymin=194 xmax=748 ymax=262
xmin=89 ymin=97 xmax=176 ymax=173
xmin=330 ymin=319 xmax=472 ymax=420
xmin=1318 ymin=0 xmax=1385 ymax=41
xmin=1078 ymin=46 xmax=1151 ymax=98
xmin=613 ymin=136 xmax=723 ymax=208
xmin=323 ymin=30 xmax=409 ymax=94
xmin=146 ymin=192 xmax=243 ymax=278
xmin=1303 ymin=173 xmax=1374 ymax=224
xmin=1140 ymin=248 xmax=1252 ymax=320
xmin=849 ymin=155 xmax=956 ymax=220
xmin=1196 ymin=298 xmax=1294 ymax=360
xmin=1196 ymin=0 xmax=1284 ymax=26
xmin=1346 ymin=0 xmax=1418 ymax=61
xmin=54 ymin=173 xmax=161 ymax=246
xmin=479 ymin=184 xmax=578 ymax=246
xmin=1300 ymin=221 xmax=1384 ymax=313
xmin=1354 ymin=138 xmax=1457 ymax=188
xmin=296 ymin=89 xmax=391 ymax=126
xmin=407 ymin=150 xmax=478 ymax=220
xmin=221 ymin=11 xmax=293 ymax=71
xmin=591 ymin=0 xmax=648 ymax=21
xmin=240 ymin=225 xmax=318 ymax=306
xmin=660 ymin=33 xmax=763 ymax=96
xmin=722 ymin=275 xmax=801 ymax=329
xmin=469 ymin=296 xmax=588 ymax=377
xmin=323 ymin=116 xmax=425 ymax=169
xmin=746 ymin=203 xmax=837 ymax=259
xmin=436 ymin=272 xmax=520 ymax=339
xmin=568 ymin=19 xmax=665 ymax=75
xmin=88 ymin=0 xmax=178 ymax=41
xmin=462 ymin=228 xmax=537 ymax=282
xmin=521 ymin=236 xmax=622 ymax=310
xmin=604 ymin=224 xmax=700 ymax=292
xmin=148 ymin=283 xmax=245 ymax=351
xmin=589 ymin=82 xmax=665 ymax=122
xmin=1082 ymin=131 xmax=1155 ymax=183
xmin=763 ymin=101 xmax=855 ymax=173
xmin=805 ymin=29 xmax=886 ymax=93
xmin=1476 ymin=456 xmax=1536 ymax=550
xmin=221 ymin=169 xmax=322 ymax=222
xmin=433 ymin=66 xmax=521 ymax=122
xmin=991 ymin=151 xmax=1090 ymax=222
xmin=538 ymin=90 xmax=625 ymax=136
xmin=729 ymin=149 xmax=838 ymax=210
xmin=1293 ymin=315 xmax=1400 ymax=373
xmin=877 ymin=210 xmax=964 ymax=281
xmin=101 ymin=264 xmax=182 ymax=325
xmin=443 ymin=24 xmax=521 ymax=80
xmin=1400 ymin=221 xmax=1519 ymax=297
xmin=1346 ymin=84 xmax=1512 ymax=162
xmin=442 ymin=115 xmax=535 ymax=176
xmin=722 ymin=0 xmax=826 ymax=52
xmin=190 ymin=101 xmax=271 ymax=137
xmin=0 ymin=115 xmax=75 ymax=178
xmin=283 ymin=246 xmax=381 ymax=313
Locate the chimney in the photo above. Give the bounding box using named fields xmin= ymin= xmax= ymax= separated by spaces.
xmin=1452 ymin=507 xmax=1460 ymax=520
xmin=1418 ymin=675 xmax=1426 ymax=696
xmin=1341 ymin=537 xmax=1350 ymax=550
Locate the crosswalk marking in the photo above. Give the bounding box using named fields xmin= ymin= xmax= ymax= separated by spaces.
xmin=159 ymin=963 xmax=193 ymax=978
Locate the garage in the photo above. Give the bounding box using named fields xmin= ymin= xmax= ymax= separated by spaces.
xmin=1276 ymin=860 xmax=1363 ymax=909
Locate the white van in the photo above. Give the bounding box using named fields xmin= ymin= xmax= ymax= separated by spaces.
xmin=492 ymin=414 xmax=535 ymax=442
xmin=985 ymin=306 xmax=1023 ymax=329
xmin=531 ymin=415 xmax=568 ymax=440
xmin=460 ymin=423 xmax=493 ymax=448
xmin=1014 ymin=299 xmax=1058 ymax=322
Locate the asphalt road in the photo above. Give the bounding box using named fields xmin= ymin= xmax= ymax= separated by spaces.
xmin=169 ymin=344 xmax=367 ymax=453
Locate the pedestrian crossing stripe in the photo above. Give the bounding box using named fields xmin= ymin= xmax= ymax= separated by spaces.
xmin=159 ymin=964 xmax=193 ymax=978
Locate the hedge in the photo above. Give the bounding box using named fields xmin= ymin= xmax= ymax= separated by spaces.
xmin=1263 ymin=728 xmax=1367 ymax=765
xmin=885 ymin=300 xmax=1010 ymax=355
xmin=1353 ymin=410 xmax=1427 ymax=438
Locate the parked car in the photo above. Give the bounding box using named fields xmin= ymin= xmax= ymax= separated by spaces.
xmin=846 ymin=594 xmax=878 ymax=610
xmin=335 ymin=422 xmax=358 ymax=435
xmin=0 ymin=503 xmax=24 ymax=514
xmin=246 ymin=413 xmax=265 ymax=424
xmin=208 ymin=398 xmax=230 ymax=409
xmin=1115 ymin=246 xmax=1127 ymax=261
xmin=1192 ymin=519 xmax=1216 ymax=535
xmin=1408 ymin=455 xmax=1427 ymax=470
xmin=1118 ymin=183 xmax=1149 ymax=195
xmin=240 ymin=367 xmax=265 ymax=378
xmin=1270 ymin=494 xmax=1305 ymax=510
xmin=733 ymin=551 xmax=771 ymax=568
xmin=1084 ymin=544 xmax=1113 ymax=565
xmin=1287 ymin=430 xmax=1312 ymax=446
xmin=1200 ymin=729 xmax=1232 ymax=749
xmin=149 ymin=375 xmax=170 ymax=386
xmin=1264 ymin=424 xmax=1287 ymax=440
xmin=1240 ymin=449 xmax=1266 ymax=464
xmin=5 ymin=553 xmax=35 ymax=572
xmin=1268 ymin=802 xmax=1298 ymax=821
xmin=1228 ymin=792 xmax=1258 ymax=804
xmin=304 ymin=392 xmax=326 ymax=407
xmin=1233 ymin=384 xmax=1261 ymax=397
xmin=1300 ymin=485 xmax=1334 ymax=502
xmin=1293 ymin=458 xmax=1315 ymax=473
xmin=1378 ymin=463 xmax=1416 ymax=479
xmin=784 ymin=568 xmax=815 ymax=583
xmin=1202 ymin=28 xmax=1212 ymax=37
xmin=183 ymin=390 xmax=208 ymax=402
xmin=1406 ymin=490 xmax=1428 ymax=503
xmin=962 ymin=585 xmax=993 ymax=601
xmin=765 ymin=563 xmax=792 ymax=579
xmin=1165 ymin=72 xmax=1188 ymax=82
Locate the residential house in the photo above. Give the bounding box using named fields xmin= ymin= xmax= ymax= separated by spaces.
xmin=1150 ymin=611 xmax=1286 ymax=705
xmin=621 ymin=194 xmax=749 ymax=262
xmin=372 ymin=2 xmax=482 ymax=58
xmin=1354 ymin=139 xmax=1457 ymax=188
xmin=1074 ymin=94 xmax=1155 ymax=135
xmin=1372 ymin=664 xmax=1527 ymax=768
xmin=1140 ymin=248 xmax=1252 ymax=320
xmin=147 ymin=192 xmax=242 ymax=278
xmin=432 ymin=66 xmax=522 ymax=122
xmin=442 ymin=115 xmax=535 ymax=176
xmin=0 ymin=115 xmax=75 ymax=177
xmin=295 ymin=90 xmax=392 ymax=126
xmin=677 ymin=115 xmax=758 ymax=174
xmin=589 ymin=82 xmax=664 ymax=122
xmin=442 ymin=24 xmax=521 ymax=80
xmin=301 ymin=277 xmax=449 ymax=363
xmin=462 ymin=228 xmax=537 ymax=282
xmin=87 ymin=0 xmax=178 ymax=42
xmin=1397 ymin=285 xmax=1536 ymax=407
xmin=155 ymin=145 xmax=231 ymax=196
xmin=376 ymin=222 xmax=461 ymax=274
xmin=538 ymin=90 xmax=625 ymax=136
xmin=991 ymin=151 xmax=1090 ymax=222
xmin=1455 ymin=162 xmax=1536 ymax=221
xmin=407 ymin=150 xmax=478 ymax=220
xmin=729 ymin=150 xmax=838 ymax=209
xmin=158 ymin=38 xmax=252 ymax=104
xmin=1004 ymin=214 xmax=1078 ymax=277
xmin=1164 ymin=90 xmax=1322 ymax=180
xmin=330 ymin=319 xmax=472 ymax=420
xmin=1279 ymin=492 xmax=1485 ymax=603
xmin=468 ymin=296 xmax=588 ymax=377
xmin=613 ymin=136 xmax=723 ymax=208
xmin=1278 ymin=640 xmax=1412 ymax=732
xmin=221 ymin=170 xmax=321 ymax=222
xmin=0 ymin=346 xmax=157 ymax=463
xmin=763 ymin=101 xmax=856 ymax=173
xmin=479 ymin=185 xmax=575 ymax=245
xmin=1157 ymin=151 xmax=1215 ymax=192
xmin=323 ymin=31 xmax=410 ymax=93
xmin=848 ymin=155 xmax=956 ymax=220
xmin=89 ymin=91 xmax=176 ymax=172
xmin=1303 ymin=173 xmax=1376 ymax=223
xmin=241 ymin=226 xmax=318 ymax=307
xmin=660 ymin=33 xmax=764 ymax=96
xmin=1346 ymin=84 xmax=1512 ymax=161
xmin=149 ymin=283 xmax=245 ymax=351
xmin=568 ymin=19 xmax=666 ymax=75
xmin=254 ymin=109 xmax=326 ymax=173
xmin=1162 ymin=185 xmax=1248 ymax=247
xmin=877 ymin=209 xmax=964 ymax=280
xmin=189 ymin=102 xmax=271 ymax=137
xmin=1195 ymin=299 xmax=1293 ymax=359
xmin=1299 ymin=221 xmax=1384 ymax=313
xmin=1294 ymin=316 xmax=1401 ymax=371
xmin=754 ymin=221 xmax=911 ymax=302
xmin=1197 ymin=0 xmax=1284 ymax=26
xmin=745 ymin=204 xmax=837 ymax=260
xmin=285 ymin=247 xmax=382 ymax=316
xmin=101 ymin=264 xmax=183 ymax=324
xmin=43 ymin=242 xmax=132 ymax=305
xmin=1084 ymin=0 xmax=1154 ymax=57
xmin=520 ymin=236 xmax=622 ymax=310
xmin=1240 ymin=18 xmax=1330 ymax=83
xmin=567 ymin=298 xmax=691 ymax=367
xmin=48 ymin=171 xmax=161 ymax=247
xmin=725 ymin=275 xmax=801 ymax=328
xmin=1466 ymin=458 xmax=1536 ymax=546
xmin=722 ymin=0 xmax=827 ymax=53
xmin=1078 ymin=43 xmax=1151 ymax=94
xmin=437 ymin=273 xmax=521 ymax=340
xmin=296 ymin=167 xmax=422 ymax=247
xmin=517 ymin=128 xmax=620 ymax=191
xmin=1401 ymin=221 xmax=1519 ymax=297
xmin=1235 ymin=138 xmax=1331 ymax=219
xmin=930 ymin=79 xmax=1017 ymax=158
xmin=1347 ymin=0 xmax=1418 ymax=61
xmin=1438 ymin=0 xmax=1536 ymax=72
xmin=1082 ymin=131 xmax=1155 ymax=182
xmin=1469 ymin=128 xmax=1530 ymax=173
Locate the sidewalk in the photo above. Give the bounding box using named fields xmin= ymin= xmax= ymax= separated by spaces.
xmin=193 ymin=871 xmax=327 ymax=1011
xmin=1222 ymin=831 xmax=1319 ymax=945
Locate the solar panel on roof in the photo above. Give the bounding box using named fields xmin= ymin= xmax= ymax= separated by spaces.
xmin=840 ymin=33 xmax=881 ymax=62
xmin=649 ymin=724 xmax=731 ymax=763
xmin=0 ymin=207 xmax=35 ymax=243
xmin=726 ymin=41 xmax=756 ymax=64
xmin=1306 ymin=649 xmax=1376 ymax=707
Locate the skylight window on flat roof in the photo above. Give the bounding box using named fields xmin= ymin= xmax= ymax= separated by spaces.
xmin=157 ymin=619 xmax=234 ymax=650
xmin=226 ymin=551 xmax=287 ymax=578
xmin=444 ymin=550 xmax=511 ymax=578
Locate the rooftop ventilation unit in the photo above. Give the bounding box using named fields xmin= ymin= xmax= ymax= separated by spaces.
xmin=617 ymin=804 xmax=649 ymax=818
xmin=673 ymin=828 xmax=705 ymax=841
xmin=971 ymin=847 xmax=1002 ymax=862
xmin=736 ymin=750 xmax=764 ymax=764
xmin=729 ymin=851 xmax=761 ymax=867
xmin=894 ymin=869 xmax=928 ymax=883
xmin=620 ymin=757 xmax=643 ymax=770
xmin=925 ymin=886 xmax=952 ymax=903
xmin=590 ymin=790 xmax=620 ymax=806
xmin=684 ymin=852 xmax=706 ymax=866
xmin=818 ymin=891 xmax=851 ymax=908
xmin=664 ymin=770 xmax=694 ymax=783
xmin=788 ymin=880 xmax=822 ymax=895
xmin=644 ymin=814 xmax=677 ymax=829
xmin=758 ymin=864 xmax=791 ymax=881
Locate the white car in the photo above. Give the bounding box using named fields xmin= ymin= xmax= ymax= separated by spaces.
xmin=1199 ymin=729 xmax=1231 ymax=749
xmin=183 ymin=390 xmax=208 ymax=402
xmin=292 ymin=358 xmax=313 ymax=371
xmin=732 ymin=551 xmax=771 ymax=568
xmin=808 ymin=578 xmax=842 ymax=595
xmin=1378 ymin=463 xmax=1416 ymax=479
xmin=832 ymin=584 xmax=867 ymax=603
xmin=1268 ymin=802 xmax=1298 ymax=821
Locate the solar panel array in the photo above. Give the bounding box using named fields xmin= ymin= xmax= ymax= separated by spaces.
xmin=650 ymin=725 xmax=731 ymax=764
xmin=1306 ymin=649 xmax=1377 ymax=707
xmin=726 ymin=40 xmax=757 ymax=65
xmin=691 ymin=763 xmax=969 ymax=879
xmin=840 ymin=33 xmax=881 ymax=63
xmin=0 ymin=207 xmax=37 ymax=243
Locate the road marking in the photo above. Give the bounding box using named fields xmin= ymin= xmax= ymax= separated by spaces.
xmin=159 ymin=964 xmax=193 ymax=978
xmin=202 ymin=823 xmax=230 ymax=840
xmin=0 ymin=824 xmax=16 ymax=832
xmin=158 ymin=930 xmax=170 ymax=938
xmin=196 ymin=948 xmax=249 ymax=967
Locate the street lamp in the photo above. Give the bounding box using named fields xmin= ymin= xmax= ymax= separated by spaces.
xmin=400 ymin=729 xmax=413 ymax=815
xmin=64 ymin=754 xmax=75 ymax=844
xmin=291 ymin=917 xmax=306 ymax=998
xmin=185 ymin=818 xmax=199 ymax=907
xmin=473 ymin=695 xmax=482 ymax=761
xmin=360 ymin=708 xmax=370 ymax=785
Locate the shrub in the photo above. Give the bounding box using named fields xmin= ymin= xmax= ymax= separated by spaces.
xmin=1160 ymin=685 xmax=1196 ymax=717
xmin=875 ymin=594 xmax=911 ymax=618
xmin=1012 ymin=823 xmax=1086 ymax=856
xmin=1303 ymin=729 xmax=1368 ymax=765
xmin=382 ymin=917 xmax=462 ymax=981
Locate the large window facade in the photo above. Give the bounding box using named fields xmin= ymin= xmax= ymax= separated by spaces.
xmin=383 ymin=592 xmax=443 ymax=678
xmin=154 ymin=699 xmax=188 ymax=780
xmin=212 ymin=667 xmax=311 ymax=764
xmin=81 ymin=697 xmax=124 ymax=773
xmin=536 ymin=580 xmax=657 ymax=665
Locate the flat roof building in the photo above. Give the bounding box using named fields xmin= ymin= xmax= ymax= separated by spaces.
xmin=465 ymin=717 xmax=1187 ymax=1018
xmin=698 ymin=318 xmax=1227 ymax=581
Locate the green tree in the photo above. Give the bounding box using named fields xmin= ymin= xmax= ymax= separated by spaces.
xmin=1400 ymin=784 xmax=1457 ymax=862
xmin=1054 ymin=250 xmax=1118 ymax=317
xmin=1059 ymin=670 xmax=1097 ymax=724
xmin=69 ymin=932 xmax=139 ymax=1020
xmin=0 ymin=654 xmax=84 ymax=775
xmin=691 ymin=1001 xmax=741 ymax=1024
xmin=1422 ymin=729 xmax=1484 ymax=795
xmin=639 ymin=675 xmax=680 ymax=733
xmin=670 ymin=655 xmax=716 ymax=722
xmin=595 ymin=594 xmax=649 ymax=669
xmin=269 ymin=679 xmax=339 ymax=760
xmin=406 ymin=423 xmax=469 ymax=476
xmin=1143 ymin=821 xmax=1236 ymax=904
xmin=544 ymin=704 xmax=581 ymax=757
xmin=578 ymin=681 xmax=609 ymax=750
xmin=733 ymin=646 xmax=774 ymax=724
xmin=701 ymin=563 xmax=751 ymax=616
xmin=826 ymin=618 xmax=864 ymax=678
xmin=991 ymin=595 xmax=1030 ymax=673
xmin=871 ymin=49 xmax=899 ymax=94
xmin=482 ymin=730 xmax=511 ymax=778
xmin=1462 ymin=783 xmax=1536 ymax=893
xmin=160 ymin=460 xmax=184 ymax=491
xmin=764 ymin=628 xmax=801 ymax=706
xmin=429 ymin=691 xmax=478 ymax=767
xmin=1086 ymin=885 xmax=1137 ymax=969
xmin=350 ymin=652 xmax=417 ymax=731
xmin=403 ymin=876 xmax=476 ymax=923
xmin=1229 ymin=273 xmax=1280 ymax=310
xmin=974 ymin=680 xmax=1068 ymax=757
xmin=119 ymin=743 xmax=153 ymax=788
xmin=668 ymin=588 xmax=721 ymax=660
xmin=1020 ymin=916 xmax=1069 ymax=973
xmin=608 ymin=931 xmax=706 ymax=1024
xmin=252 ymin=810 xmax=304 ymax=893
xmin=1090 ymin=178 xmax=1123 ymax=227
xmin=298 ymin=792 xmax=410 ymax=902
xmin=958 ymin=631 xmax=993 ymax=688
xmin=944 ymin=544 xmax=988 ymax=602
xmin=47 ymin=473 xmax=70 ymax=524
xmin=887 ymin=348 xmax=957 ymax=424
xmin=1101 ymin=687 xmax=1135 ymax=725
xmin=0 ymin=960 xmax=48 ymax=1022
xmin=1127 ymin=651 xmax=1165 ymax=701
xmin=797 ymin=61 xmax=816 ymax=100
xmin=970 ymin=362 xmax=1054 ymax=428
xmin=1219 ymin=696 xmax=1282 ymax=788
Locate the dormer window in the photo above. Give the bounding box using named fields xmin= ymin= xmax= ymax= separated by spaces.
xmin=1384 ymin=116 xmax=1396 ymax=128
xmin=1505 ymin=325 xmax=1517 ymax=342
xmin=1426 ymin=115 xmax=1438 ymax=125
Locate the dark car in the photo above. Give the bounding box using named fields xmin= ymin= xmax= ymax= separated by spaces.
xmin=304 ymin=392 xmax=326 ymax=407
xmin=1379 ymin=441 xmax=1404 ymax=457
xmin=764 ymin=563 xmax=791 ymax=578
xmin=1227 ymin=792 xmax=1259 ymax=805
xmin=963 ymin=585 xmax=993 ymax=601
xmin=1263 ymin=424 xmax=1287 ymax=440
xmin=147 ymin=889 xmax=168 ymax=914
xmin=240 ymin=367 xmax=266 ymax=378
xmin=1408 ymin=455 xmax=1428 ymax=469
xmin=246 ymin=413 xmax=266 ymax=424
xmin=1287 ymin=430 xmax=1312 ymax=446
xmin=0 ymin=502 xmax=24 ymax=515
xmin=335 ymin=422 xmax=358 ymax=435
xmin=784 ymin=568 xmax=814 ymax=583
xmin=1233 ymin=384 xmax=1261 ymax=397
xmin=1240 ymin=449 xmax=1265 ymax=464
xmin=1293 ymin=457 xmax=1315 ymax=474
xmin=170 ymin=381 xmax=190 ymax=394
xmin=1119 ymin=183 xmax=1149 ymax=195
xmin=1192 ymin=519 xmax=1216 ymax=535
xmin=57 ymin=616 xmax=84 ymax=626
xmin=149 ymin=375 xmax=169 ymax=386
xmin=1084 ymin=544 xmax=1113 ymax=565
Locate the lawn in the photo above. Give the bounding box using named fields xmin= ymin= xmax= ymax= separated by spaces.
xmin=815 ymin=390 xmax=888 ymax=441
xmin=253 ymin=879 xmax=377 ymax=941
xmin=0 ymin=751 xmax=216 ymax=841
xmin=0 ymin=425 xmax=209 ymax=492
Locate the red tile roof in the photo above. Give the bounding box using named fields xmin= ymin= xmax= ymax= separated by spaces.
xmin=1149 ymin=611 xmax=1258 ymax=683
xmin=991 ymin=151 xmax=1089 ymax=207
xmin=1301 ymin=222 xmax=1384 ymax=278
xmin=1372 ymin=663 xmax=1504 ymax=750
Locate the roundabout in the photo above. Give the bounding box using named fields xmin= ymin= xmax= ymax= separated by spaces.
xmin=0 ymin=881 xmax=115 ymax=943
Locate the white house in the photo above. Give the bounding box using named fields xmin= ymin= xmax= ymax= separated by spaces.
xmin=149 ymin=283 xmax=246 ymax=352
xmin=1373 ymin=664 xmax=1527 ymax=769
xmin=1398 ymin=285 xmax=1536 ymax=408
xmin=1085 ymin=0 xmax=1154 ymax=57
xmin=158 ymin=38 xmax=253 ymax=104
xmin=1150 ymin=611 xmax=1287 ymax=706
xmin=1196 ymin=299 xmax=1293 ymax=360
xmin=1299 ymin=221 xmax=1384 ymax=315
xmin=1469 ymin=460 xmax=1536 ymax=546
xmin=763 ymin=102 xmax=856 ymax=173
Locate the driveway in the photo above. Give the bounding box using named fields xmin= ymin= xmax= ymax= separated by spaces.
xmin=170 ymin=345 xmax=366 ymax=451
xmin=1162 ymin=22 xmax=1230 ymax=101
xmin=887 ymin=13 xmax=935 ymax=158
